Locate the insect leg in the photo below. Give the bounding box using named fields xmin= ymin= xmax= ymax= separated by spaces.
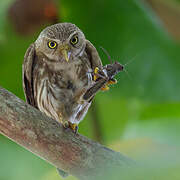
xmin=83 ymin=78 xmax=108 ymax=101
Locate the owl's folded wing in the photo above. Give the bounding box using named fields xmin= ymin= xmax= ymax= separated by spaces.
xmin=85 ymin=40 xmax=103 ymax=70
xmin=22 ymin=43 xmax=37 ymax=108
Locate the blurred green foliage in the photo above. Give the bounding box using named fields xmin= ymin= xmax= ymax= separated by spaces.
xmin=0 ymin=0 xmax=180 ymax=179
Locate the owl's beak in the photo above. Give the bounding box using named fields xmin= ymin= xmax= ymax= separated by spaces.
xmin=61 ymin=49 xmax=69 ymax=62
xmin=60 ymin=45 xmax=70 ymax=62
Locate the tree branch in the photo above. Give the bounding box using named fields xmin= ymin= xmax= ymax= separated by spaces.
xmin=0 ymin=87 xmax=133 ymax=180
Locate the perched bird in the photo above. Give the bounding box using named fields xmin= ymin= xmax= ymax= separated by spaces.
xmin=23 ymin=22 xmax=121 ymax=177
xmin=23 ymin=22 xmax=105 ymax=132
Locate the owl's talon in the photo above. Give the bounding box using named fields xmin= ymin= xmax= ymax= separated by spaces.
xmin=93 ymin=67 xmax=99 ymax=81
xmin=69 ymin=122 xmax=78 ymax=133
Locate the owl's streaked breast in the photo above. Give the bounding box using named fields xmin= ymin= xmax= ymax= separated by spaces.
xmin=33 ymin=55 xmax=93 ymax=123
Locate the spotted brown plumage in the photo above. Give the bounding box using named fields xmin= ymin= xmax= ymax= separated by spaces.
xmin=22 ymin=22 xmax=124 ymax=178
xmin=23 ymin=23 xmax=102 ymax=131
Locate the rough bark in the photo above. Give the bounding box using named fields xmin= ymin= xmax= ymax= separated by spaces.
xmin=0 ymin=87 xmax=133 ymax=180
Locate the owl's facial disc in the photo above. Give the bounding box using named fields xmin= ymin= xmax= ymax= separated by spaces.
xmin=35 ymin=23 xmax=86 ymax=62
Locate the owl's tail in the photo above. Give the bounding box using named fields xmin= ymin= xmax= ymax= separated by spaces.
xmin=57 ymin=168 xmax=69 ymax=178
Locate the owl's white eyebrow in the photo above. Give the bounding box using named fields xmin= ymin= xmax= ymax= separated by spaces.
xmin=46 ymin=38 xmax=61 ymax=44
xmin=68 ymin=32 xmax=78 ymax=39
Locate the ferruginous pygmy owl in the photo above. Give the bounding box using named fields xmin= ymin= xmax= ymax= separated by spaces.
xmin=23 ymin=22 xmax=105 ymax=133
xmin=23 ymin=22 xmax=123 ymax=177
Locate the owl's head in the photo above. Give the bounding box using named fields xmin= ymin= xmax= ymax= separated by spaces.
xmin=35 ymin=23 xmax=86 ymax=62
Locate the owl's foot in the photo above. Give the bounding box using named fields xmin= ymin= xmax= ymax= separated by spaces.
xmin=59 ymin=112 xmax=78 ymax=133
xmin=69 ymin=122 xmax=78 ymax=133
xmin=93 ymin=67 xmax=109 ymax=91
xmin=62 ymin=121 xmax=78 ymax=133
xmin=93 ymin=67 xmax=99 ymax=81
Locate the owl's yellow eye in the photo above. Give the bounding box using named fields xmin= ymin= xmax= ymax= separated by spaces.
xmin=70 ymin=36 xmax=79 ymax=45
xmin=48 ymin=41 xmax=57 ymax=49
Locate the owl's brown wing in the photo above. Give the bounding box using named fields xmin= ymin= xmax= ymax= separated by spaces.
xmin=23 ymin=43 xmax=37 ymax=108
xmin=85 ymin=40 xmax=103 ymax=69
